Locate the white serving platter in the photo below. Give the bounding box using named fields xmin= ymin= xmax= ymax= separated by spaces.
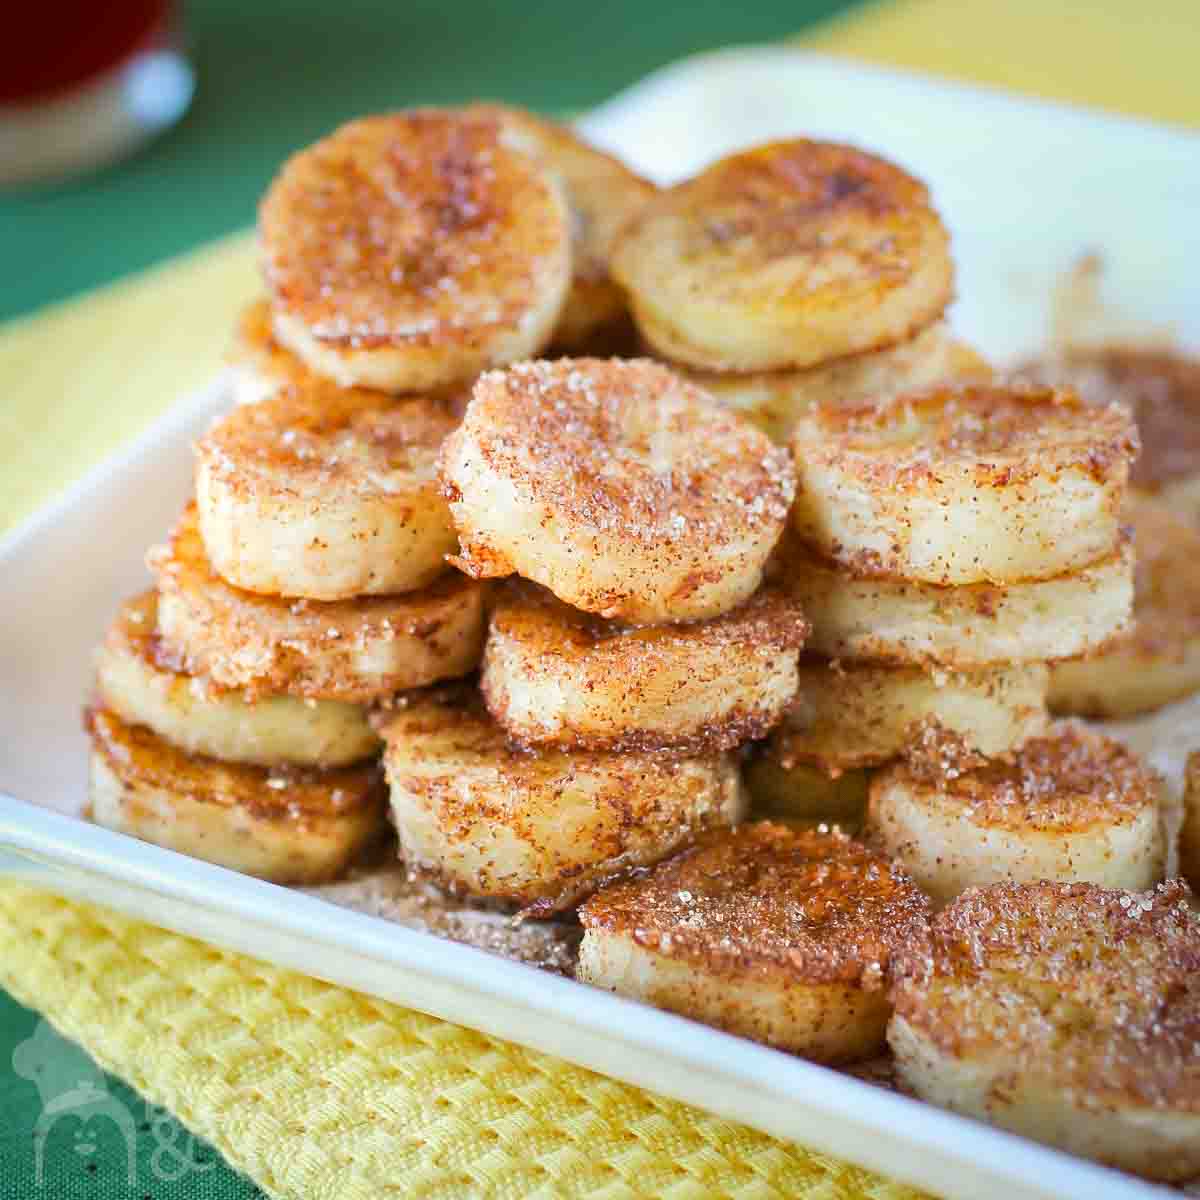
xmin=3 ymin=47 xmax=1198 ymax=1200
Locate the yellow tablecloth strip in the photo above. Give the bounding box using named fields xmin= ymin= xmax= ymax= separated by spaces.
xmin=0 ymin=883 xmax=923 ymax=1200
xmin=0 ymin=230 xmax=257 ymax=533
xmin=805 ymin=0 xmax=1200 ymax=130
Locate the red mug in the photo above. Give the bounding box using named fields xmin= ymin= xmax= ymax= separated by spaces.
xmin=1 ymin=2 xmax=194 ymax=185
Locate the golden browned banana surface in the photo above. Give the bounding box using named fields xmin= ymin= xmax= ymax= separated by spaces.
xmin=743 ymin=753 xmax=871 ymax=825
xmin=150 ymin=505 xmax=487 ymax=702
xmin=1181 ymin=752 xmax=1200 ymax=894
xmin=678 ymin=324 xmax=989 ymax=443
xmin=196 ymin=379 xmax=461 ymax=599
xmin=378 ymin=686 xmax=745 ymax=915
xmin=889 ymin=879 xmax=1200 ymax=1181
xmin=770 ymin=658 xmax=1047 ymax=772
xmin=578 ymin=822 xmax=929 ymax=1062
xmin=609 ymin=139 xmax=953 ymax=373
xmin=868 ymin=723 xmax=1165 ymax=905
xmin=87 ymin=707 xmax=386 ymax=884
xmin=441 ymin=358 xmax=795 ymax=622
xmin=481 ymin=580 xmax=809 ymax=753
xmin=466 ymin=104 xmax=656 ymax=350
xmin=790 ymin=382 xmax=1138 ymax=586
xmin=1048 ymin=494 xmax=1200 ymax=717
xmin=1019 ymin=344 xmax=1200 ymax=503
xmin=769 ymin=533 xmax=1133 ymax=668
xmin=95 ymin=591 xmax=379 ymax=767
xmin=260 ymin=109 xmax=572 ymax=392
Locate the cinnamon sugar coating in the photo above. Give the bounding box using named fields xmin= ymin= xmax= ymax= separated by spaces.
xmin=88 ymin=706 xmax=382 ymax=822
xmin=482 ymin=580 xmax=809 ymax=753
xmin=904 ymin=722 xmax=1158 ymax=832
xmin=892 ymin=879 xmax=1200 ymax=1111
xmin=610 ymin=138 xmax=954 ymax=372
xmin=260 ymin=109 xmax=569 ymax=357
xmin=441 ymin=357 xmax=795 ymax=622
xmin=579 ymin=822 xmax=928 ymax=987
xmin=150 ymin=504 xmax=487 ymax=702
xmin=790 ymin=381 xmax=1138 ymax=586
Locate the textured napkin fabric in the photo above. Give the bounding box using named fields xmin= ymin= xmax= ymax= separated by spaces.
xmin=0 ymin=883 xmax=923 ymax=1200
xmin=4 ymin=3 xmax=1199 ymax=1196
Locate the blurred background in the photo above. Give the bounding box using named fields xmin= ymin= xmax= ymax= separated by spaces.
xmin=1 ymin=0 xmax=848 ymax=320
xmin=5 ymin=0 xmax=1198 ymax=323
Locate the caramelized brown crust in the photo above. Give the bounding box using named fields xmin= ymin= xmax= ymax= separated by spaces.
xmin=610 ymin=139 xmax=954 ymax=372
xmin=88 ymin=706 xmax=382 ymax=822
xmin=259 ymin=109 xmax=569 ymax=357
xmin=150 ymin=504 xmax=487 ymax=701
xmin=790 ymin=381 xmax=1138 ymax=587
xmin=1020 ymin=346 xmax=1200 ymax=491
xmin=196 ymin=370 xmax=463 ymax=597
xmin=453 ymin=358 xmax=793 ymax=550
xmin=900 ymin=722 xmax=1158 ymax=832
xmin=892 ymin=879 xmax=1200 ymax=1111
xmin=579 ymin=822 xmax=929 ymax=987
xmin=481 ymin=580 xmax=809 ymax=753
xmin=441 ymin=357 xmax=795 ymax=622
xmin=379 ymin=687 xmax=744 ymax=913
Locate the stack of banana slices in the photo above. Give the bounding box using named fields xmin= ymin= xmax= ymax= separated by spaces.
xmin=759 ymin=378 xmax=1167 ymax=903
xmin=609 ymin=138 xmax=988 ymax=442
xmin=86 ymin=104 xmax=654 ymax=885
xmin=82 ymin=105 xmax=1200 ymax=1183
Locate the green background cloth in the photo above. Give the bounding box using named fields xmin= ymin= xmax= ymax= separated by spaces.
xmin=0 ymin=0 xmax=851 ymax=322
xmin=0 ymin=2 xmax=850 ymax=1194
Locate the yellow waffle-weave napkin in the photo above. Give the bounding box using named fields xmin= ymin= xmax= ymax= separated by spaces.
xmin=0 ymin=883 xmax=923 ymax=1199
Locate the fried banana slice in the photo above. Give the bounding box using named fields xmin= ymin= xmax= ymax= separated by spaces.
xmin=610 ymin=139 xmax=953 ymax=372
xmin=150 ymin=504 xmax=486 ymax=702
xmin=95 ymin=591 xmax=379 ymax=767
xmin=868 ymin=723 xmax=1165 ymax=905
xmin=889 ymin=879 xmax=1200 ymax=1181
xmin=791 ymin=383 xmax=1138 ymax=586
xmin=441 ymin=358 xmax=795 ymax=622
xmin=467 ymin=104 xmax=656 ymax=350
xmin=88 ymin=707 xmax=386 ymax=884
xmin=679 ymin=323 xmax=989 ymax=443
xmin=770 ymin=533 xmax=1133 ymax=669
xmin=772 ymin=658 xmax=1047 ymax=772
xmin=196 ymin=380 xmax=461 ymax=599
xmin=378 ymin=687 xmax=745 ymax=915
xmin=260 ymin=109 xmax=571 ymax=392
xmin=1048 ymin=494 xmax=1200 ymax=717
xmin=578 ymin=822 xmax=929 ymax=1062
xmin=481 ymin=581 xmax=808 ymax=753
